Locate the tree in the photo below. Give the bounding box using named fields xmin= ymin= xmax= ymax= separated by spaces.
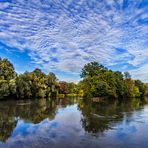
xmin=132 ymin=86 xmax=140 ymax=98
xmin=80 ymin=62 xmax=147 ymax=99
xmin=0 ymin=58 xmax=16 ymax=80
xmin=0 ymin=58 xmax=17 ymax=99
xmin=16 ymin=72 xmax=32 ymax=98
xmin=0 ymin=80 xmax=10 ymax=99
xmin=135 ymin=80 xmax=146 ymax=97
xmin=145 ymin=84 xmax=148 ymax=97
xmin=67 ymin=82 xmax=77 ymax=94
xmin=0 ymin=57 xmax=147 ymax=100
xmin=80 ymin=62 xmax=127 ymax=98
xmin=59 ymin=81 xmax=68 ymax=94
xmin=91 ymin=78 xmax=109 ymax=97
xmin=81 ymin=61 xmax=107 ymax=78
xmin=31 ymin=69 xmax=47 ymax=98
xmin=16 ymin=69 xmax=59 ymax=99
xmin=124 ymin=72 xmax=131 ymax=80
xmin=46 ymin=72 xmax=58 ymax=98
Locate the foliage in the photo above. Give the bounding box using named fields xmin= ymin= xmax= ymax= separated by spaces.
xmin=81 ymin=61 xmax=107 ymax=78
xmin=79 ymin=61 xmax=146 ymax=99
xmin=0 ymin=58 xmax=59 ymax=99
xmin=0 ymin=80 xmax=10 ymax=99
xmin=135 ymin=80 xmax=146 ymax=97
xmin=58 ymin=81 xmax=78 ymax=95
xmin=16 ymin=69 xmax=58 ymax=99
xmin=0 ymin=58 xmax=147 ymax=100
xmin=0 ymin=58 xmax=17 ymax=99
xmin=145 ymin=84 xmax=148 ymax=97
xmin=0 ymin=58 xmax=16 ymax=80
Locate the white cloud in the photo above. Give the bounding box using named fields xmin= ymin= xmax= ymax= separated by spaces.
xmin=0 ymin=0 xmax=147 ymax=81
xmin=129 ymin=63 xmax=148 ymax=82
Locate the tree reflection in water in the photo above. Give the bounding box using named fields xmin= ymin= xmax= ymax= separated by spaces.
xmin=78 ymin=98 xmax=143 ymax=136
xmin=0 ymin=97 xmax=147 ymax=146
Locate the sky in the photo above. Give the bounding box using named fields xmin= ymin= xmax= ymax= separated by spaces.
xmin=0 ymin=0 xmax=148 ymax=82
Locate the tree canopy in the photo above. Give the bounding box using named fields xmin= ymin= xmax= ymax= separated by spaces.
xmin=0 ymin=58 xmax=16 ymax=80
xmin=0 ymin=58 xmax=147 ymax=100
xmin=0 ymin=57 xmax=79 ymax=99
xmin=79 ymin=62 xmax=147 ymax=99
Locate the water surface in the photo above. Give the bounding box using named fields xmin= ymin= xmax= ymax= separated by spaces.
xmin=0 ymin=98 xmax=148 ymax=148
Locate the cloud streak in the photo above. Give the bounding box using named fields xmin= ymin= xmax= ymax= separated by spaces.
xmin=0 ymin=0 xmax=148 ymax=81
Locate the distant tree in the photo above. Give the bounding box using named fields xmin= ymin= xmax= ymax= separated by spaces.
xmin=91 ymin=79 xmax=109 ymax=97
xmin=145 ymin=83 xmax=148 ymax=97
xmin=81 ymin=61 xmax=107 ymax=78
xmin=0 ymin=80 xmax=10 ymax=99
xmin=67 ymin=82 xmax=77 ymax=94
xmin=16 ymin=69 xmax=59 ymax=99
xmin=0 ymin=58 xmax=16 ymax=80
xmin=132 ymin=86 xmax=140 ymax=98
xmin=0 ymin=57 xmax=147 ymax=100
xmin=0 ymin=58 xmax=17 ymax=99
xmin=135 ymin=80 xmax=146 ymax=97
xmin=124 ymin=72 xmax=131 ymax=80
xmin=46 ymin=72 xmax=58 ymax=97
xmin=16 ymin=72 xmax=32 ymax=98
xmin=31 ymin=69 xmax=47 ymax=98
xmin=80 ymin=62 xmax=147 ymax=99
xmin=59 ymin=81 xmax=68 ymax=94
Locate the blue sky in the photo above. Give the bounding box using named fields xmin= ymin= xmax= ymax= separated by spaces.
xmin=0 ymin=0 xmax=148 ymax=82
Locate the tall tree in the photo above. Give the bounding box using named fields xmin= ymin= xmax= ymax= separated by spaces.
xmin=81 ymin=62 xmax=107 ymax=78
xmin=0 ymin=58 xmax=16 ymax=80
xmin=124 ymin=72 xmax=131 ymax=80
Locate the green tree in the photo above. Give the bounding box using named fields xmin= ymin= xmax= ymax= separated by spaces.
xmin=132 ymin=86 xmax=140 ymax=97
xmin=0 ymin=58 xmax=16 ymax=80
xmin=81 ymin=61 xmax=107 ymax=78
xmin=0 ymin=80 xmax=10 ymax=99
xmin=80 ymin=62 xmax=146 ymax=99
xmin=135 ymin=80 xmax=146 ymax=97
xmin=16 ymin=72 xmax=32 ymax=98
xmin=16 ymin=69 xmax=59 ymax=99
xmin=124 ymin=72 xmax=131 ymax=80
xmin=46 ymin=72 xmax=58 ymax=98
xmin=0 ymin=58 xmax=17 ymax=99
xmin=59 ymin=81 xmax=68 ymax=94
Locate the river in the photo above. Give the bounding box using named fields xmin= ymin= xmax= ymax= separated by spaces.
xmin=0 ymin=98 xmax=148 ymax=148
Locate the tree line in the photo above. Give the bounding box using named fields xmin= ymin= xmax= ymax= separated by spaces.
xmin=78 ymin=62 xmax=148 ymax=99
xmin=0 ymin=57 xmax=78 ymax=99
xmin=0 ymin=58 xmax=147 ymax=100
